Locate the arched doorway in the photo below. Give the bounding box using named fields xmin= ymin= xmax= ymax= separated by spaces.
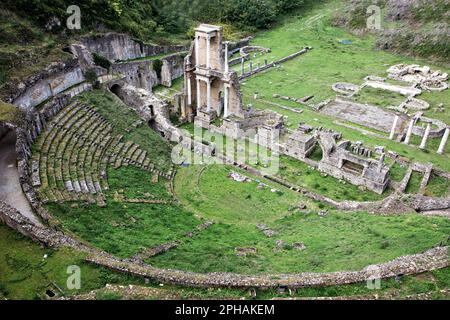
xmin=110 ymin=84 xmax=122 ymax=98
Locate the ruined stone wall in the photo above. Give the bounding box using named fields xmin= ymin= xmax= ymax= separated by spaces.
xmin=112 ymin=61 xmax=158 ymax=92
xmin=81 ymin=33 xmax=187 ymax=62
xmin=160 ymin=53 xmax=186 ymax=87
xmin=5 ymin=59 xmax=85 ymax=110
xmin=111 ymin=53 xmax=185 ymax=91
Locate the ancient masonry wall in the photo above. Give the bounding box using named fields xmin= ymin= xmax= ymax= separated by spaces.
xmin=80 ymin=33 xmax=188 ymax=62
xmin=111 ymin=52 xmax=185 ymax=92
xmin=4 ymin=59 xmax=85 ymax=110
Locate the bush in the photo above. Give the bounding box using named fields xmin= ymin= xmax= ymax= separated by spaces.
xmin=84 ymin=69 xmax=98 ymax=84
xmin=93 ymin=53 xmax=111 ymax=71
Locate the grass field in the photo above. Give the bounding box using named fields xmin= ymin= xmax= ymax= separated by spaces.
xmin=3 ymin=218 xmax=447 ymax=299
xmin=0 ymin=222 xmax=140 ymax=300
xmin=152 ymin=163 xmax=450 ymax=274
xmin=425 ymin=174 xmax=450 ymax=198
xmin=48 ymin=167 xmax=200 ymax=258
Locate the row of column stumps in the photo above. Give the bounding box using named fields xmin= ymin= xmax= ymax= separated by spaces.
xmin=240 ymin=58 xmax=270 ymax=75
xmin=389 ymin=114 xmax=449 ymax=154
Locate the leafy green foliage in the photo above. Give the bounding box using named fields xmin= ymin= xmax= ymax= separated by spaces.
xmin=93 ymin=53 xmax=111 ymax=71
xmin=84 ymin=69 xmax=98 ymax=84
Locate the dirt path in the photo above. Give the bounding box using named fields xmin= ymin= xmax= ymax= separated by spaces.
xmin=0 ymin=131 xmax=41 ymax=226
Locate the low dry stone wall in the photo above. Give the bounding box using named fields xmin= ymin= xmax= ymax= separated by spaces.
xmin=86 ymin=246 xmax=448 ymax=289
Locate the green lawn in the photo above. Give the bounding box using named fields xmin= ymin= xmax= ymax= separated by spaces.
xmin=406 ymin=171 xmax=424 ymax=194
xmin=158 ymin=162 xmax=450 ymax=274
xmin=389 ymin=163 xmax=408 ymax=182
xmin=0 ymin=222 xmax=138 ymax=300
xmin=174 ymin=164 xmax=318 ymax=224
xmin=149 ymin=207 xmax=450 ymax=274
xmin=352 ymin=87 xmax=406 ymax=109
xmin=47 ymin=167 xmax=200 ymax=258
xmin=425 ymin=174 xmax=450 ymax=198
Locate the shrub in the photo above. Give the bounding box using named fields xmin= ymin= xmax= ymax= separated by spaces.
xmin=93 ymin=53 xmax=111 ymax=71
xmin=84 ymin=69 xmax=98 ymax=84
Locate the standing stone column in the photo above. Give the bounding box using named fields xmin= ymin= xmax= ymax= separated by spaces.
xmin=403 ymin=118 xmax=415 ymax=145
xmin=241 ymin=58 xmax=245 ymax=75
xmin=437 ymin=127 xmax=450 ymax=154
xmin=195 ymin=36 xmax=200 ymax=67
xmin=206 ymin=34 xmax=211 ymax=69
xmin=389 ymin=115 xmax=399 ymax=140
xmin=196 ymin=78 xmax=201 ymax=110
xmin=419 ymin=122 xmax=432 ymax=149
xmin=224 ymin=42 xmax=229 ymax=74
xmin=224 ymin=85 xmax=229 ymax=118
xmin=249 ymin=61 xmax=253 ymax=73
xmin=187 ymin=76 xmax=192 ymax=106
xmin=206 ymin=79 xmax=211 ymax=112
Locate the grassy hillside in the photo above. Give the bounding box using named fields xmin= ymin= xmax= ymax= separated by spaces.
xmin=333 ymin=0 xmax=450 ymax=63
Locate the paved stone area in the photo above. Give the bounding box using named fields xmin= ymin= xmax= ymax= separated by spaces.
xmin=321 ymin=99 xmax=405 ymax=133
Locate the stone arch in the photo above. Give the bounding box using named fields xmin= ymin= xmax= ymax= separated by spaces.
xmin=110 ymin=83 xmax=123 ymax=99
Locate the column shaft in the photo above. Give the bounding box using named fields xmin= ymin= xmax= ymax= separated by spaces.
xmin=224 ymin=85 xmax=229 ymax=117
xmin=206 ymin=35 xmax=211 ymax=69
xmin=207 ymin=80 xmax=211 ymax=112
xmin=404 ymin=119 xmax=415 ymax=145
xmin=224 ymin=42 xmax=229 ymax=74
xmin=195 ymin=36 xmax=199 ymax=67
xmin=389 ymin=115 xmax=399 ymax=140
xmin=187 ymin=76 xmax=192 ymax=105
xmin=438 ymin=128 xmax=450 ymax=154
xmin=196 ymin=78 xmax=201 ymax=110
xmin=419 ymin=122 xmax=431 ymax=149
